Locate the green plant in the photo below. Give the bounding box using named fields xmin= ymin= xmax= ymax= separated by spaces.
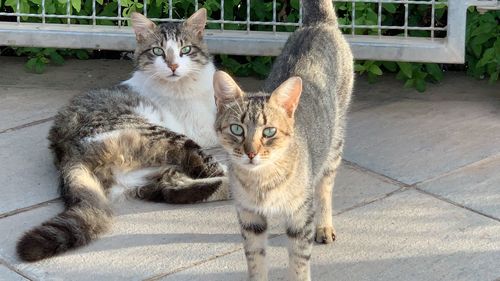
xmin=12 ymin=47 xmax=90 ymax=73
xmin=3 ymin=1 xmax=498 ymax=90
xmin=465 ymin=8 xmax=500 ymax=83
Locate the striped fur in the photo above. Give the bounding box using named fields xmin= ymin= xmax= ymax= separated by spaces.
xmin=16 ymin=9 xmax=229 ymax=262
xmin=214 ymin=0 xmax=353 ymax=280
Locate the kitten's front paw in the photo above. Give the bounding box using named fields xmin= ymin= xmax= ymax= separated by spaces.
xmin=315 ymin=226 xmax=336 ymax=244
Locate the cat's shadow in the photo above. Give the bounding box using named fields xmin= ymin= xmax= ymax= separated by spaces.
xmin=73 ymin=232 xmax=243 ymax=255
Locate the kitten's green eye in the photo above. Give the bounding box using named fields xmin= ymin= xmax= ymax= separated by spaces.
xmin=262 ymin=127 xmax=277 ymax=138
xmin=180 ymin=46 xmax=192 ymax=55
xmin=152 ymin=47 xmax=164 ymax=56
xmin=230 ymin=124 xmax=244 ymax=136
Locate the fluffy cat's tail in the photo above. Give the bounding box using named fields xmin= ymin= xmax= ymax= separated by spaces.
xmin=17 ymin=164 xmax=112 ymax=262
xmin=302 ymin=0 xmax=338 ymax=26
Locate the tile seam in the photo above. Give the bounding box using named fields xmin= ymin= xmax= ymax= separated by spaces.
xmin=0 ymin=198 xmax=61 ymax=219
xmin=0 ymin=257 xmax=35 ymax=281
xmin=415 ymin=188 xmax=500 ymax=223
xmin=0 ymin=117 xmax=55 ymax=134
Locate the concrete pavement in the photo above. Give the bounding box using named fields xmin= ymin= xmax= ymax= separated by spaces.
xmin=0 ymin=57 xmax=499 ymax=281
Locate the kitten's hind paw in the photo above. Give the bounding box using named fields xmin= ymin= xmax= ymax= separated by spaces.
xmin=315 ymin=226 xmax=336 ymax=244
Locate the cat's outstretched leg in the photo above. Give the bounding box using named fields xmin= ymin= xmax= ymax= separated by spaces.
xmin=133 ymin=167 xmax=229 ymax=203
xmin=101 ymin=129 xmax=229 ymax=204
xmin=237 ymin=207 xmax=269 ymax=281
xmin=286 ymin=197 xmax=314 ymax=281
xmin=314 ymin=140 xmax=343 ymax=244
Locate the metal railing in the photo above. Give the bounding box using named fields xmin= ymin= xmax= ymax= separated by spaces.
xmin=0 ymin=0 xmax=498 ymax=63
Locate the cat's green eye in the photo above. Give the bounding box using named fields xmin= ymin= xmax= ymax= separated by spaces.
xmin=180 ymin=46 xmax=192 ymax=55
xmin=152 ymin=47 xmax=164 ymax=56
xmin=230 ymin=124 xmax=244 ymax=136
xmin=262 ymin=127 xmax=277 ymax=138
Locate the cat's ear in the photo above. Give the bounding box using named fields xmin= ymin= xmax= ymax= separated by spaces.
xmin=184 ymin=8 xmax=207 ymax=39
xmin=131 ymin=12 xmax=156 ymax=42
xmin=213 ymin=71 xmax=244 ymax=111
xmin=270 ymin=77 xmax=302 ymax=118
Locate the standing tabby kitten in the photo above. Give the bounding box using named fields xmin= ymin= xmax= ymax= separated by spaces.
xmin=213 ymin=0 xmax=353 ymax=279
xmin=16 ymin=8 xmax=229 ymax=262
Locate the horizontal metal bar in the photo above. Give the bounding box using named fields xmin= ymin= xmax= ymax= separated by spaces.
xmin=466 ymin=0 xmax=498 ymax=7
xmin=341 ymin=0 xmax=447 ymax=3
xmin=0 ymin=14 xmax=447 ymax=31
xmin=0 ymin=22 xmax=462 ymax=63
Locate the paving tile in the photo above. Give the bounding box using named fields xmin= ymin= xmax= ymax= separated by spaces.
xmin=333 ymin=164 xmax=400 ymax=213
xmin=0 ymin=265 xmax=28 ymax=281
xmin=0 ymin=162 xmax=399 ymax=280
xmin=344 ymin=98 xmax=500 ymax=184
xmin=0 ymin=57 xmax=132 ymax=91
xmin=0 ymin=122 xmax=59 ymax=214
xmin=0 ymin=87 xmax=78 ymax=132
xmin=419 ymin=155 xmax=500 ymax=220
xmin=0 ymin=200 xmax=242 ymax=281
xmin=162 ymin=190 xmax=500 ymax=281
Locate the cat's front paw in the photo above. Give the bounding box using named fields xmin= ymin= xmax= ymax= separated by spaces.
xmin=315 ymin=226 xmax=336 ymax=244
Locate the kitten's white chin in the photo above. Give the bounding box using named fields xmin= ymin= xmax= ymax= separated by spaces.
xmin=235 ymin=157 xmax=266 ymax=170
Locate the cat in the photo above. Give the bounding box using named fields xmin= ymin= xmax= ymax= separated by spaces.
xmin=16 ymin=8 xmax=230 ymax=262
xmin=213 ymin=0 xmax=354 ymax=279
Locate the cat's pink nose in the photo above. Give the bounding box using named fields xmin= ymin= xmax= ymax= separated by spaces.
xmin=247 ymin=152 xmax=257 ymax=159
xmin=168 ymin=63 xmax=179 ymax=72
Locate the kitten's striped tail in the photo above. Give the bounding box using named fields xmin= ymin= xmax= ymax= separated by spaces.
xmin=302 ymin=0 xmax=338 ymax=26
xmin=16 ymin=164 xmax=112 ymax=262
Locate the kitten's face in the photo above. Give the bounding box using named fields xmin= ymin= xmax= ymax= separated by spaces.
xmin=213 ymin=72 xmax=302 ymax=170
xmin=131 ymin=9 xmax=209 ymax=82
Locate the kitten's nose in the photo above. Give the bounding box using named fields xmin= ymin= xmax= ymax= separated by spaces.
xmin=168 ymin=63 xmax=179 ymax=72
xmin=247 ymin=152 xmax=257 ymax=159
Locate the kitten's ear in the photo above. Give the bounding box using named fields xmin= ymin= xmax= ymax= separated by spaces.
xmin=131 ymin=12 xmax=156 ymax=42
xmin=184 ymin=8 xmax=207 ymax=39
xmin=213 ymin=71 xmax=244 ymax=111
xmin=270 ymin=77 xmax=302 ymax=118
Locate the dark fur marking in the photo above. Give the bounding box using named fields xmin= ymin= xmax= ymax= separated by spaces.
xmin=241 ymin=223 xmax=267 ymax=234
xmin=161 ymin=180 xmax=221 ymax=204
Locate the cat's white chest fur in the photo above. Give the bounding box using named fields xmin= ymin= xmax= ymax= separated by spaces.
xmin=123 ymin=64 xmax=218 ymax=148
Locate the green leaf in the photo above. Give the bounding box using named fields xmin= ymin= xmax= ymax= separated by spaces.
xmin=34 ymin=58 xmax=47 ymax=74
xmin=367 ymin=71 xmax=378 ymax=83
xmin=5 ymin=0 xmax=17 ymax=7
xmin=71 ymin=0 xmax=81 ymax=12
xmin=19 ymin=0 xmax=30 ymax=19
xmin=489 ymin=71 xmax=499 ymax=83
xmin=397 ymin=62 xmax=413 ymax=78
xmin=471 ymin=33 xmax=492 ymax=47
xmin=415 ymin=79 xmax=426 ymax=92
xmin=25 ymin=58 xmax=38 ymax=71
xmin=403 ymin=79 xmax=414 ymax=88
xmin=471 ymin=42 xmax=482 ymax=58
xmin=369 ymin=64 xmax=383 ymax=75
xmin=382 ymin=61 xmax=397 ymax=72
xmin=220 ymin=55 xmax=242 ymax=74
xmin=50 ymin=51 xmax=65 ymax=65
xmin=477 ymin=48 xmax=495 ymax=67
xmin=251 ymin=61 xmax=270 ymax=77
xmin=383 ymin=3 xmax=396 ymax=13
xmin=354 ymin=63 xmax=365 ymax=72
xmin=74 ymin=50 xmax=90 ymax=60
xmin=425 ymin=64 xmax=443 ymax=82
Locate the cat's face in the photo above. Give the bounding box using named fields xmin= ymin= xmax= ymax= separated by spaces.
xmin=213 ymin=71 xmax=302 ymax=169
xmin=131 ymin=9 xmax=209 ymax=82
